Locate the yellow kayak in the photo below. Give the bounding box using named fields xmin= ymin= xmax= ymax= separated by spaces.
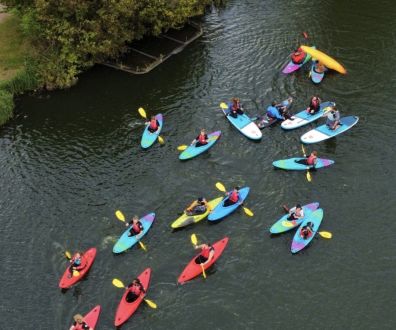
xmin=300 ymin=45 xmax=347 ymax=74
xmin=170 ymin=197 xmax=223 ymax=229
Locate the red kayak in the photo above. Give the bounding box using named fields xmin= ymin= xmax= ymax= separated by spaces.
xmin=178 ymin=237 xmax=229 ymax=284
xmin=59 ymin=248 xmax=97 ymax=289
xmin=70 ymin=305 xmax=101 ymax=330
xmin=114 ymin=268 xmax=152 ymax=327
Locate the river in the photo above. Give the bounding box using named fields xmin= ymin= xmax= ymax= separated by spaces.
xmin=1 ymin=0 xmax=396 ymax=329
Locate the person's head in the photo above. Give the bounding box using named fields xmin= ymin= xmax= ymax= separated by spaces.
xmin=73 ymin=314 xmax=84 ymax=324
xmin=311 ymin=150 xmax=317 ymax=156
xmin=200 ymin=128 xmax=206 ymax=135
xmin=271 ymin=101 xmax=277 ymax=107
xmin=198 ymin=197 xmax=204 ymax=203
xmin=234 ymin=186 xmax=240 ymax=191
xmin=74 ymin=252 xmax=81 ymax=259
xmin=151 ymin=115 xmax=155 ymax=120
xmin=287 ymin=97 xmax=293 ymax=103
xmin=296 ymin=204 xmax=302 ymax=210
xmin=232 ymin=97 xmax=240 ymax=104
xmin=132 ymin=216 xmax=139 ymax=224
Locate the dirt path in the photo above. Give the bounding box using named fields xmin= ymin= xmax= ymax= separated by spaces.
xmin=0 ymin=4 xmax=9 ymax=24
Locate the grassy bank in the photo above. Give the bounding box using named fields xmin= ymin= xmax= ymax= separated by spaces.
xmin=0 ymin=10 xmax=38 ymax=125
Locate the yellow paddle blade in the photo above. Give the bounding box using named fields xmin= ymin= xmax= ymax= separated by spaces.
xmin=301 ymin=144 xmax=307 ymax=157
xmin=282 ymin=221 xmax=295 ymax=228
xmin=318 ymin=231 xmax=332 ymax=239
xmin=72 ymin=269 xmax=80 ymax=277
xmin=158 ymin=136 xmax=164 ymax=144
xmin=65 ymin=251 xmax=72 ymax=259
xmin=138 ymin=107 xmax=147 ymax=119
xmin=177 ymin=145 xmax=188 ymax=151
xmin=323 ymin=106 xmax=332 ymax=112
xmin=139 ymin=241 xmax=147 ymax=252
xmin=200 ymin=264 xmax=207 ymax=279
xmin=144 ymin=299 xmax=158 ymax=309
xmin=215 ymin=182 xmax=226 ymax=192
xmin=243 ymin=206 xmax=254 ymax=217
xmin=112 ymin=278 xmax=125 ymax=288
xmin=115 ymin=210 xmax=125 ymax=222
xmin=191 ymin=234 xmax=198 ymax=246
xmin=220 ymin=102 xmax=228 ymax=109
xmin=306 ymin=171 xmax=312 ymax=182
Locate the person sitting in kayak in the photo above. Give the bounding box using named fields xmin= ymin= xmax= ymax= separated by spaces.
xmin=325 ymin=106 xmax=341 ymax=130
xmin=185 ymin=197 xmax=208 ymax=216
xmin=300 ymin=222 xmax=314 ymax=240
xmin=125 ymin=278 xmax=146 ymax=303
xmin=313 ymin=61 xmax=327 ymax=74
xmin=223 ymin=187 xmax=240 ymax=207
xmin=126 ymin=216 xmax=144 ymax=238
xmin=146 ymin=115 xmax=160 ymax=133
xmin=228 ymin=97 xmax=244 ymax=118
xmin=68 ymin=252 xmax=86 ymax=277
xmin=194 ymin=243 xmax=215 ymax=266
xmin=286 ymin=204 xmax=304 ymax=222
xmin=266 ymin=101 xmax=286 ymax=121
xmin=295 ymin=150 xmax=318 ymax=167
xmin=291 ymin=47 xmax=306 ymax=64
xmin=192 ymin=129 xmax=209 ymax=147
xmin=69 ymin=313 xmax=93 ymax=330
xmin=306 ymin=96 xmax=321 ymax=115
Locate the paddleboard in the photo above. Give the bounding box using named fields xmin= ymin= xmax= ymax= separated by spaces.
xmin=114 ymin=268 xmax=151 ymax=327
xmin=269 ymin=202 xmax=319 ymax=234
xmin=179 ymin=131 xmax=221 ymax=160
xmin=291 ymin=208 xmax=324 ymax=253
xmin=310 ymin=61 xmax=325 ymax=84
xmin=171 ymin=197 xmax=223 ymax=229
xmin=59 ymin=248 xmax=97 ymax=289
xmin=70 ymin=305 xmax=101 ymax=330
xmin=113 ymin=213 xmax=155 ymax=254
xmin=272 ymin=157 xmax=334 ymax=170
xmin=178 ymin=237 xmax=229 ymax=284
xmin=222 ymin=105 xmax=262 ymax=140
xmin=208 ymin=187 xmax=250 ymax=221
xmin=281 ymin=101 xmax=335 ymax=130
xmin=300 ymin=115 xmax=359 ymax=144
xmin=140 ymin=114 xmax=163 ymax=149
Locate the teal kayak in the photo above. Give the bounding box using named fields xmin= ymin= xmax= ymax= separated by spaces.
xmin=179 ymin=131 xmax=221 ymax=160
xmin=272 ymin=158 xmax=334 ymax=170
xmin=208 ymin=187 xmax=250 ymax=221
xmin=113 ymin=213 xmax=155 ymax=254
xmin=269 ymin=202 xmax=319 ymax=234
xmin=291 ymin=209 xmax=323 ymax=253
xmin=141 ymin=114 xmax=163 ymax=149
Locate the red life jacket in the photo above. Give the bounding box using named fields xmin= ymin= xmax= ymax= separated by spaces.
xmin=229 ymin=190 xmax=239 ymax=203
xmin=307 ymin=154 xmax=316 ymax=165
xmin=149 ymin=118 xmax=158 ymax=130
xmin=130 ymin=283 xmax=142 ymax=296
xmin=231 ymin=102 xmax=240 ymax=111
xmin=132 ymin=222 xmax=142 ymax=234
xmin=201 ymin=246 xmax=212 ymax=259
xmin=291 ymin=51 xmax=306 ymax=64
xmin=198 ymin=134 xmax=207 ymax=144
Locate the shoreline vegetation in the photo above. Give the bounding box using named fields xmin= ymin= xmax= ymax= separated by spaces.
xmin=0 ymin=0 xmax=226 ymax=126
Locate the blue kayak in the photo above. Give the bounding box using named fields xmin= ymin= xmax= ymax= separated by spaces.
xmin=208 ymin=187 xmax=250 ymax=221
xmin=269 ymin=202 xmax=319 ymax=234
xmin=179 ymin=131 xmax=221 ymax=160
xmin=222 ymin=105 xmax=262 ymax=140
xmin=113 ymin=213 xmax=155 ymax=254
xmin=301 ymin=115 xmax=359 ymax=144
xmin=291 ymin=208 xmax=323 ymax=254
xmin=272 ymin=157 xmax=334 ymax=170
xmin=310 ymin=61 xmax=326 ymax=84
xmin=281 ymin=101 xmax=335 ymax=130
xmin=141 ymin=114 xmax=163 ymax=149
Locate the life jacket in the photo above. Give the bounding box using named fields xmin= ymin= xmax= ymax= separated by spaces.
xmin=310 ymin=98 xmax=320 ymax=110
xmin=229 ymin=190 xmax=239 ymax=203
xmin=201 ymin=246 xmax=212 ymax=259
xmin=130 ymin=283 xmax=142 ymax=296
xmin=149 ymin=118 xmax=158 ymax=130
xmin=301 ymin=227 xmax=312 ymax=239
xmin=291 ymin=50 xmax=306 ymax=64
xmin=231 ymin=102 xmax=240 ymax=111
xmin=198 ymin=134 xmax=207 ymax=144
xmin=307 ymin=154 xmax=316 ymax=165
xmin=132 ymin=222 xmax=142 ymax=234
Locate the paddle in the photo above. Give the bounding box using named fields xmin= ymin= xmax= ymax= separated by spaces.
xmin=115 ymin=210 xmax=147 ymax=252
xmin=112 ymin=278 xmax=157 ymax=309
xmin=64 ymin=251 xmax=80 ymax=276
xmin=301 ymin=145 xmax=312 ymax=182
xmin=215 ymin=182 xmax=254 ymax=216
xmin=220 ymin=102 xmax=228 ymax=110
xmin=138 ymin=107 xmax=164 ymax=145
xmin=190 ymin=234 xmax=206 ymax=279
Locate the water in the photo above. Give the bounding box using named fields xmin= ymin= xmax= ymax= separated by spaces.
xmin=1 ymin=0 xmax=396 ymax=329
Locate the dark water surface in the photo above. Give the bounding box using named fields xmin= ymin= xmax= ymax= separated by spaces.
xmin=1 ymin=1 xmax=396 ymax=329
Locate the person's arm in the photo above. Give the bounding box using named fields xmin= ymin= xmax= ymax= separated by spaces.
xmin=202 ymin=249 xmax=215 ymax=265
xmin=69 ymin=324 xmax=75 ymax=330
xmin=298 ymin=210 xmax=305 ymax=219
xmin=195 ymin=244 xmax=205 ymax=250
xmin=275 ymin=109 xmax=284 ymax=120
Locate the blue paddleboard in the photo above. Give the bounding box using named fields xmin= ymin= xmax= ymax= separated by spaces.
xmin=222 ymin=105 xmax=262 ymax=140
xmin=208 ymin=187 xmax=250 ymax=221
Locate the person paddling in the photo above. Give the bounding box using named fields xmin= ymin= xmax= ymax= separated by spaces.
xmin=68 ymin=252 xmax=86 ymax=278
xmin=300 ymin=222 xmax=314 ymax=239
xmin=291 ymin=47 xmax=306 ymax=64
xmin=286 ymin=204 xmax=304 ymax=222
xmin=224 ymin=187 xmax=240 ymax=207
xmin=228 ymin=97 xmax=244 ymax=118
xmin=295 ymin=150 xmax=318 ymax=168
xmin=194 ymin=243 xmax=215 ymax=266
xmin=185 ymin=197 xmax=208 ymax=216
xmin=146 ymin=115 xmax=160 ymax=133
xmin=126 ymin=216 xmax=144 ymax=238
xmin=325 ymin=106 xmax=341 ymax=130
xmin=191 ymin=129 xmax=209 ymax=147
xmin=306 ymin=96 xmax=321 ymax=115
xmin=69 ymin=314 xmax=92 ymax=330
xmin=125 ymin=278 xmax=146 ymax=303
xmin=313 ymin=61 xmax=327 ymax=74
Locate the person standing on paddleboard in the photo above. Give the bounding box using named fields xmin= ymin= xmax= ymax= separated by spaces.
xmin=69 ymin=314 xmax=93 ymax=330
xmin=306 ymin=96 xmax=322 ymax=115
xmin=194 ymin=243 xmax=215 ymax=266
xmin=191 ymin=129 xmax=209 ymax=147
xmin=224 ymin=187 xmax=240 ymax=207
xmin=126 ymin=216 xmax=144 ymax=238
xmin=125 ymin=278 xmax=146 ymax=303
xmin=228 ymin=97 xmax=244 ymax=118
xmin=146 ymin=115 xmax=160 ymax=133
xmin=185 ymin=197 xmax=208 ymax=216
xmin=325 ymin=106 xmax=340 ymax=130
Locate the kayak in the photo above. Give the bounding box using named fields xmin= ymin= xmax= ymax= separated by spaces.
xmin=221 ymin=105 xmax=262 ymax=140
xmin=113 ymin=213 xmax=155 ymax=254
xmin=291 ymin=208 xmax=324 ymax=253
xmin=310 ymin=61 xmax=326 ymax=84
xmin=170 ymin=197 xmax=223 ymax=229
xmin=301 ymin=45 xmax=347 ymax=74
xmin=256 ymin=98 xmax=292 ymax=129
xmin=281 ymin=101 xmax=335 ymax=130
xmin=208 ymin=187 xmax=250 ymax=221
xmin=301 ymin=116 xmax=359 ymax=144
xmin=177 ymin=237 xmax=229 ymax=284
xmin=59 ymin=248 xmax=97 ymax=289
xmin=140 ymin=114 xmax=163 ymax=149
xmin=114 ymin=268 xmax=151 ymax=327
xmin=70 ymin=305 xmax=101 ymax=330
xmin=282 ymin=49 xmax=312 ymax=74
xmin=269 ymin=202 xmax=319 ymax=234
xmin=179 ymin=131 xmax=221 ymax=160
xmin=272 ymin=157 xmax=334 ymax=170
